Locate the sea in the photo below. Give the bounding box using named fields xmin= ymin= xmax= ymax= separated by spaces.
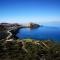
xmin=16 ymin=25 xmax=60 ymax=42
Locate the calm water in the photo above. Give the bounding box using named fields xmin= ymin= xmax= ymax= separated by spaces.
xmin=17 ymin=26 xmax=60 ymax=42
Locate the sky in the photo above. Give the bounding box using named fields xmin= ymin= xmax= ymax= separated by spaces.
xmin=0 ymin=0 xmax=60 ymax=24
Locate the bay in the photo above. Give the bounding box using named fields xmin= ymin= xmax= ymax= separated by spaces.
xmin=16 ymin=26 xmax=60 ymax=42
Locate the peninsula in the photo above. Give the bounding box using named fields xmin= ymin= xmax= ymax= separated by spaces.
xmin=0 ymin=22 xmax=40 ymax=40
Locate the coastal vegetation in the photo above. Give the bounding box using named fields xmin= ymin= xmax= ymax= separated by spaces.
xmin=0 ymin=39 xmax=60 ymax=60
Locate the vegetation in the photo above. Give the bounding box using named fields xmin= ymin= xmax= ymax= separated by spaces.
xmin=0 ymin=39 xmax=60 ymax=60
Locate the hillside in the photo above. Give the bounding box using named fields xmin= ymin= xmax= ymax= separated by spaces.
xmin=0 ymin=39 xmax=60 ymax=60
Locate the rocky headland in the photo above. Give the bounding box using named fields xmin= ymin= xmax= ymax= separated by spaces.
xmin=0 ymin=22 xmax=40 ymax=40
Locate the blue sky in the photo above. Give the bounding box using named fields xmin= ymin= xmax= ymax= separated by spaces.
xmin=0 ymin=0 xmax=60 ymax=24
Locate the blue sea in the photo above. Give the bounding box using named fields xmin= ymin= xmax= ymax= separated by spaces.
xmin=16 ymin=26 xmax=60 ymax=42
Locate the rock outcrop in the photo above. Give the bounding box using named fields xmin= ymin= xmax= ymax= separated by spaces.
xmin=29 ymin=22 xmax=40 ymax=29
